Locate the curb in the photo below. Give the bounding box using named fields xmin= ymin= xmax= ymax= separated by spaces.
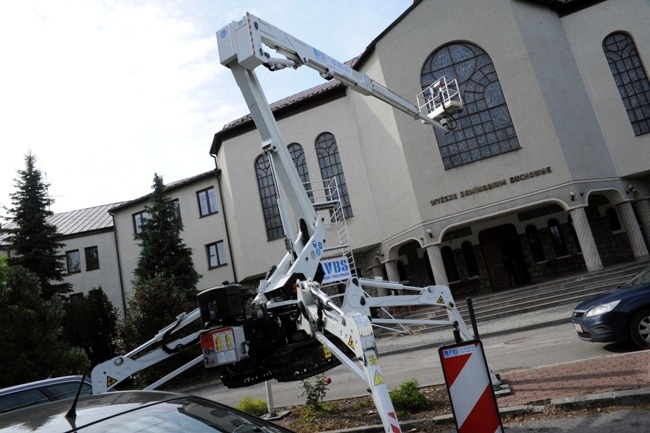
xmin=321 ymin=404 xmax=547 ymax=433
xmin=320 ymin=388 xmax=650 ymax=433
xmin=551 ymin=388 xmax=650 ymax=409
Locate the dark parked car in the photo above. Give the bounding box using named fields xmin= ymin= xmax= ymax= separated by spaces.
xmin=572 ymin=265 xmax=650 ymax=349
xmin=0 ymin=390 xmax=293 ymax=433
xmin=0 ymin=376 xmax=92 ymax=414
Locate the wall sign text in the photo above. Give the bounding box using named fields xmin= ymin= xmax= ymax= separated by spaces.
xmin=430 ymin=166 xmax=552 ymax=206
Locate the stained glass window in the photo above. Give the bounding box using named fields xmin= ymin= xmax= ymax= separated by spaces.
xmin=603 ymin=32 xmax=650 ymax=136
xmin=421 ymin=43 xmax=520 ymax=169
xmin=256 ymin=143 xmax=314 ymax=241
xmin=316 ymin=133 xmax=353 ymax=218
xmin=255 ymin=154 xmax=284 ymax=241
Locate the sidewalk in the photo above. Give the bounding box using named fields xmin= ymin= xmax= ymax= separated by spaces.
xmin=497 ymin=350 xmax=650 ymax=409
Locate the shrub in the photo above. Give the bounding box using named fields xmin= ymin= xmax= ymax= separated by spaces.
xmin=389 ymin=379 xmax=428 ymax=413
xmin=299 ymin=374 xmax=331 ymax=408
xmin=237 ymin=396 xmax=268 ymax=416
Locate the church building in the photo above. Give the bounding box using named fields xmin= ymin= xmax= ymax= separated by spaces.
xmin=210 ymin=0 xmax=649 ymax=295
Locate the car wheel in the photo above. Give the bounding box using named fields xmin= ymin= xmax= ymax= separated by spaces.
xmin=628 ymin=309 xmax=650 ymax=350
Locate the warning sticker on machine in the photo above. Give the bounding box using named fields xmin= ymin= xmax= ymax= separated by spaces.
xmin=107 ymin=376 xmax=117 ymax=388
xmin=373 ymin=372 xmax=385 ymax=386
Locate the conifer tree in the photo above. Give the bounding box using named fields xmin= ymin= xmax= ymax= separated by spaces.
xmin=117 ymin=174 xmax=201 ymax=385
xmin=4 ymin=151 xmax=70 ymax=297
xmin=0 ymin=261 xmax=88 ymax=387
xmin=133 ymin=173 xmax=200 ymax=302
xmin=62 ymin=288 xmax=118 ymax=367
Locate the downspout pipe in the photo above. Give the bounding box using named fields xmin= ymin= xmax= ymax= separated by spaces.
xmin=110 ymin=211 xmax=128 ymax=318
xmin=211 ymin=153 xmax=238 ymax=283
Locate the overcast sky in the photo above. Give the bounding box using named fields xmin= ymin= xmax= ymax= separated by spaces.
xmin=0 ymin=0 xmax=413 ymax=215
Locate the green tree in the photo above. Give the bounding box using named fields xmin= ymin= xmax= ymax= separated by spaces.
xmin=3 ymin=151 xmax=70 ymax=298
xmin=0 ymin=256 xmax=8 ymax=284
xmin=133 ymin=174 xmax=200 ymax=301
xmin=116 ymin=274 xmax=196 ymax=353
xmin=0 ymin=264 xmax=88 ymax=387
xmin=62 ymin=289 xmax=119 ymax=367
xmin=117 ymin=174 xmax=201 ymax=386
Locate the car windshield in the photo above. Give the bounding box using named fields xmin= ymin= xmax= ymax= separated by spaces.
xmin=621 ymin=266 xmax=650 ymax=288
xmin=80 ymin=396 xmax=289 ymax=433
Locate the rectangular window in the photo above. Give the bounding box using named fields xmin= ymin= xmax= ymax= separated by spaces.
xmin=66 ymin=250 xmax=81 ymax=274
xmin=69 ymin=292 xmax=84 ymax=304
xmin=132 ymin=210 xmax=149 ymax=237
xmin=85 ymin=246 xmax=100 ymax=271
xmin=170 ymin=199 xmax=181 ymax=221
xmin=197 ymin=187 xmax=218 ymax=217
xmin=206 ymin=241 xmax=227 ymax=269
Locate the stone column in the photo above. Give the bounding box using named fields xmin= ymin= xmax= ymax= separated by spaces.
xmin=384 ymin=260 xmax=400 ymax=283
xmin=426 ymin=244 xmax=448 ymax=286
xmin=634 ymin=199 xmax=650 ymax=249
xmin=371 ymin=265 xmax=384 ymax=279
xmin=371 ymin=263 xmax=387 ymax=297
xmin=569 ymin=207 xmax=603 ymax=272
xmin=617 ymin=201 xmax=649 ymax=260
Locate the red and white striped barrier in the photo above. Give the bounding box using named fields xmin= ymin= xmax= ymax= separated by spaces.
xmin=439 ymin=340 xmax=503 ymax=433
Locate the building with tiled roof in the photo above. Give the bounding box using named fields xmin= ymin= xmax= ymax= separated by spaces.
xmin=53 ymin=203 xmax=127 ymax=311
xmin=1 ymin=203 xmax=127 ymax=312
xmin=49 ymin=203 xmax=122 ymax=237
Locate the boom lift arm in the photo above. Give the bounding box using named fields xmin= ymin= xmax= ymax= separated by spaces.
xmin=212 ymin=13 xmax=470 ymax=432
xmin=218 ymin=13 xmax=455 ymax=132
xmin=92 ymin=12 xmax=477 ymax=433
xmin=217 ymin=13 xmax=461 ymax=305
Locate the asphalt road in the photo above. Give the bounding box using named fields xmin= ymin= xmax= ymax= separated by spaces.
xmin=192 ymin=313 xmax=634 ymax=409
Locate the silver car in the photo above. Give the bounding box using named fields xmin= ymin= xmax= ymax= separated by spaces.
xmin=0 ymin=376 xmax=92 ymax=414
xmin=0 ymin=389 xmax=293 ymax=433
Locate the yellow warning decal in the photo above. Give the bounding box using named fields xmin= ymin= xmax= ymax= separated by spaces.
xmin=323 ymin=346 xmax=332 ymax=359
xmin=368 ymin=354 xmax=378 ymax=366
xmin=373 ymin=372 xmax=385 ymax=386
xmin=437 ymin=296 xmax=445 ymax=304
xmin=348 ymin=336 xmax=355 ymax=350
xmin=107 ymin=376 xmax=117 ymax=388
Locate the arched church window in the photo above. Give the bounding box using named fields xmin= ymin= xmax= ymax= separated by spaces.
xmin=288 ymin=143 xmax=313 ymax=199
xmin=315 ymin=132 xmax=353 ymax=218
xmin=602 ymin=32 xmax=650 ymax=136
xmin=255 ymin=143 xmax=313 ymax=241
xmin=255 ymin=154 xmax=283 ymax=241
xmin=421 ymin=42 xmax=520 ymax=169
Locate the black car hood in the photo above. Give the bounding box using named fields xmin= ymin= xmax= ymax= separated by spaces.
xmin=574 ymin=284 xmax=649 ymax=311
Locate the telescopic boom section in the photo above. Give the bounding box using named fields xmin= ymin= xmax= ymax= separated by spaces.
xmin=218 ymin=13 xmax=451 ymax=132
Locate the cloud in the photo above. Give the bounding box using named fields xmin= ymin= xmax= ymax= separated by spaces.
xmin=0 ymin=0 xmax=412 ymax=213
xmin=0 ymin=0 xmax=227 ymax=211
